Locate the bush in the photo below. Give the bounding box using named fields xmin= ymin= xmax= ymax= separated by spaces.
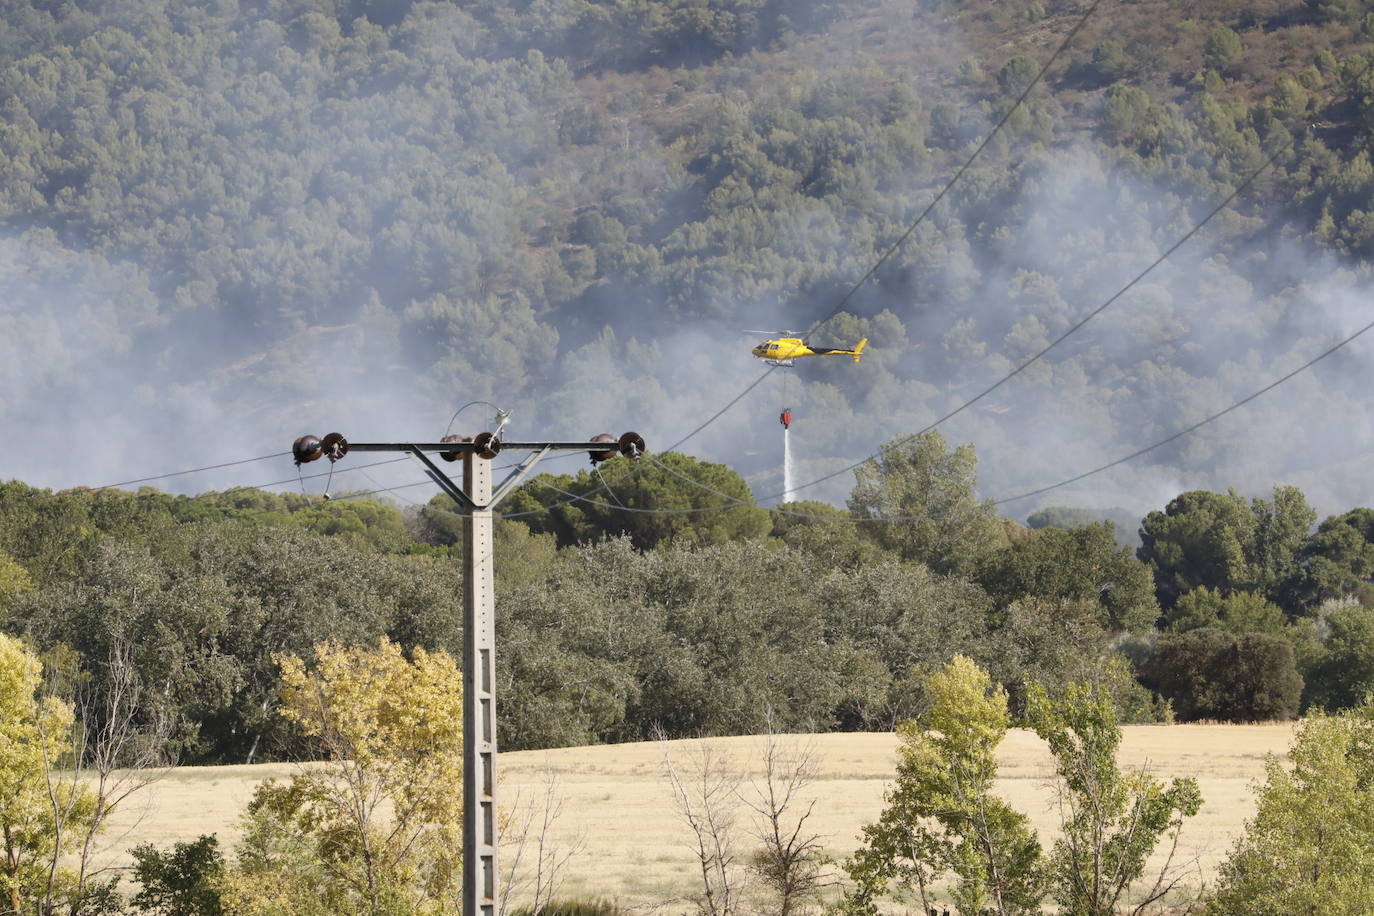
xmin=1089 ymin=40 xmax=1131 ymax=83
xmin=131 ymin=836 xmax=225 ymax=916
xmin=512 ymin=900 xmax=623 ymax=916
xmin=1149 ymin=628 xmax=1302 ymax=722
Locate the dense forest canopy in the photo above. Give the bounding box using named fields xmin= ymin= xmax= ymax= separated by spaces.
xmin=0 ymin=0 xmax=1370 ymax=520
xmin=4 ymin=431 xmax=1374 ymax=764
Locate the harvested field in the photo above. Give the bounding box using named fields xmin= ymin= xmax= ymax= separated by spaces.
xmin=98 ymin=724 xmax=1298 ymax=907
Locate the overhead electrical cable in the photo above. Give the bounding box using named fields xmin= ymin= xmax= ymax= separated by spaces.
xmin=314 ymin=313 xmax=1374 ymax=525
xmin=75 ymin=2 xmax=1101 ymax=506
xmin=986 ymin=317 xmax=1374 ymax=507
xmin=238 ymin=456 xmax=413 ymax=492
xmin=763 ymin=135 xmax=1299 ymax=505
xmin=93 ymin=452 xmax=289 ymax=491
xmin=560 ymin=318 xmax=1374 ymax=521
xmin=530 ymin=479 xmax=741 ymax=515
xmin=661 ymin=0 xmax=1104 ymax=457
xmin=632 ymin=51 xmax=1374 ymax=526
xmin=770 ymin=50 xmax=1374 ymax=504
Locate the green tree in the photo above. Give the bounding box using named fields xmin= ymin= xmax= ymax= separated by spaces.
xmin=1305 ymin=0 xmax=1365 ymax=24
xmin=1139 ymin=490 xmax=1256 ymax=606
xmin=985 ymin=597 xmax=1110 ymax=710
xmin=770 ymin=502 xmax=888 ymax=569
xmin=818 ymin=559 xmax=993 ymax=729
xmin=1207 ymin=707 xmax=1374 ymax=913
xmin=1249 ymin=486 xmax=1317 ymax=597
xmin=13 ymin=522 xmax=465 ymax=765
xmin=844 ymin=655 xmax=1046 ymax=916
xmin=1280 ymin=508 xmax=1374 ymax=612
xmin=1202 ymin=27 xmax=1243 ymax=75
xmin=1149 ymin=629 xmax=1302 ymax=722
xmin=848 ymin=431 xmax=1007 ymax=576
xmin=1165 ymin=587 xmax=1287 ymax=636
xmin=1026 ymin=682 xmax=1202 ymax=915
xmin=977 ymin=522 xmax=1158 ymax=632
xmin=0 ymin=552 xmax=33 ymax=626
xmin=507 ymin=453 xmax=771 ymax=550
xmin=997 ymin=54 xmax=1041 ymax=97
xmin=929 ymin=102 xmax=962 ymax=147
xmin=1089 ymin=40 xmax=1130 ymax=83
xmin=1137 ymin=487 xmax=1312 ymax=609
xmin=1101 ymin=85 xmax=1157 ymax=143
xmin=1304 ymin=602 xmax=1374 ymax=711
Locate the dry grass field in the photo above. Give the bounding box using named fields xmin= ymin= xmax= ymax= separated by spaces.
xmin=97 ymin=724 xmax=1298 ymax=908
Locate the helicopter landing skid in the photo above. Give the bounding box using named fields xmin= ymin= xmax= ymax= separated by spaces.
xmin=765 ymin=358 xmax=795 ymax=367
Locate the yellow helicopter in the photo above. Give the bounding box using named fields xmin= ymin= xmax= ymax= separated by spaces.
xmin=749 ymin=331 xmax=868 ymax=367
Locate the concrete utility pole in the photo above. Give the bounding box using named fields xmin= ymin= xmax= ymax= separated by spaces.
xmin=292 ymin=429 xmax=644 ymax=916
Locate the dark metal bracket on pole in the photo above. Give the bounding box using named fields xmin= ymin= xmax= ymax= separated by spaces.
xmin=289 ymin=426 xmax=645 ymax=916
xmin=291 ymin=431 xmax=646 ymax=512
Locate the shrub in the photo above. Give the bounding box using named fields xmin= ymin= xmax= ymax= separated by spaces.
xmin=1149 ymin=629 xmax=1301 ymax=722
xmin=512 ymin=900 xmax=623 ymax=916
xmin=131 ymin=836 xmax=225 ymax=916
xmin=1090 ymin=40 xmax=1131 ymax=83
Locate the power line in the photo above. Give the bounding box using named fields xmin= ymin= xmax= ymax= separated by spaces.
xmin=61 ymin=0 xmax=1109 ymax=509
xmin=531 ymin=479 xmax=741 ymax=515
xmin=325 ymin=453 xmax=651 ymax=521
xmin=93 ymin=452 xmax=289 ymax=491
xmin=800 ymin=0 xmax=1104 ymax=345
xmin=662 ymin=0 xmax=1104 ymax=457
xmin=764 ymin=135 xmax=1297 ymax=505
xmin=219 ymin=456 xmax=411 ymax=492
xmin=987 ymin=317 xmax=1374 ymax=507
xmin=535 ymin=313 xmax=1373 ymax=523
xmin=487 ymin=48 xmax=1374 ymax=523
xmin=319 ymin=308 xmax=1374 ymax=527
xmin=768 ymin=51 xmax=1374 ymax=505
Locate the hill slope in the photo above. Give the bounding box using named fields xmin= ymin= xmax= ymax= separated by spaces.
xmin=0 ymin=0 xmax=1372 ymax=515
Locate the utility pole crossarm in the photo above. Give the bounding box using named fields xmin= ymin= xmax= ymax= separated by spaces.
xmin=343 ymin=441 xmax=629 ymax=452
xmin=289 ymin=425 xmax=645 ymax=916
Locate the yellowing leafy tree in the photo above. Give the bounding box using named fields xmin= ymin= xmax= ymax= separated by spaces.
xmin=0 ymin=633 xmax=97 ymax=915
xmin=1207 ymin=707 xmax=1374 ymax=914
xmin=220 ymin=638 xmax=464 ymax=916
xmin=1026 ymin=682 xmax=1202 ymax=915
xmin=844 ymin=655 xmax=1045 ymax=916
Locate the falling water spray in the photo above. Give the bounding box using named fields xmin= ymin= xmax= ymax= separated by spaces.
xmin=780 ymin=407 xmax=794 ymax=503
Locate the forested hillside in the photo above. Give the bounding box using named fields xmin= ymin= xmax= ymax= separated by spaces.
xmin=2 ymin=0 xmax=1374 ymax=755
xmin=1 ymin=0 xmax=1372 ymax=516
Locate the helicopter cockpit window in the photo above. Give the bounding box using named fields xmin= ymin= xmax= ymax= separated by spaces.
xmin=768 ymin=343 xmax=779 ymax=351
